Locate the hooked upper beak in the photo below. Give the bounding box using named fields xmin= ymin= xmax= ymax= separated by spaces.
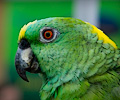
xmin=15 ymin=39 xmax=41 ymax=82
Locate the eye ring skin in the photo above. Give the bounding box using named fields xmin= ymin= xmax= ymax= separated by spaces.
xmin=40 ymin=27 xmax=60 ymax=43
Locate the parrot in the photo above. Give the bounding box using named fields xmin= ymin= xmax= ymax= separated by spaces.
xmin=15 ymin=17 xmax=120 ymax=100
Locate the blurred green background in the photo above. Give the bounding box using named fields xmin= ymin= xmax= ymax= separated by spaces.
xmin=0 ymin=0 xmax=120 ymax=100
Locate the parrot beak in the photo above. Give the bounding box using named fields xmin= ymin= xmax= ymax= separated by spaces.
xmin=15 ymin=39 xmax=41 ymax=82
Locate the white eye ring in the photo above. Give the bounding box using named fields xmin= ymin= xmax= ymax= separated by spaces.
xmin=39 ymin=27 xmax=59 ymax=43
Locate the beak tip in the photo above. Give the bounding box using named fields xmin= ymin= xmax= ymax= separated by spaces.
xmin=23 ymin=78 xmax=29 ymax=82
xmin=15 ymin=65 xmax=29 ymax=82
xmin=19 ymin=75 xmax=29 ymax=82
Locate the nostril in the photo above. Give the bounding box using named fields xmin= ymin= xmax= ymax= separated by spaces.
xmin=21 ymin=42 xmax=25 ymax=47
xmin=19 ymin=39 xmax=30 ymax=50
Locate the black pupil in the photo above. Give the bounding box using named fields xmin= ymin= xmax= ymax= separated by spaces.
xmin=46 ymin=32 xmax=50 ymax=37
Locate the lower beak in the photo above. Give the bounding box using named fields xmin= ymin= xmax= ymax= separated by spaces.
xmin=15 ymin=47 xmax=41 ymax=82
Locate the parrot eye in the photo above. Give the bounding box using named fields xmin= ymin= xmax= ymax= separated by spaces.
xmin=43 ymin=30 xmax=53 ymax=40
xmin=40 ymin=27 xmax=59 ymax=43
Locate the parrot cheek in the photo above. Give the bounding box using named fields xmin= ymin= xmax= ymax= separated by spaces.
xmin=15 ymin=47 xmax=41 ymax=82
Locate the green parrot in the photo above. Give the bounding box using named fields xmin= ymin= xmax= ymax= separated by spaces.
xmin=15 ymin=17 xmax=120 ymax=100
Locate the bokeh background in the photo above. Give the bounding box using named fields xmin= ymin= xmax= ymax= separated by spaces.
xmin=0 ymin=0 xmax=120 ymax=100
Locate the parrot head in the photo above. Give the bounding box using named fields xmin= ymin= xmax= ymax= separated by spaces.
xmin=15 ymin=17 xmax=89 ymax=82
xmin=15 ymin=17 xmax=117 ymax=84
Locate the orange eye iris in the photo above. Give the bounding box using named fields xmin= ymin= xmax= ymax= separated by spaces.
xmin=43 ymin=30 xmax=53 ymax=39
